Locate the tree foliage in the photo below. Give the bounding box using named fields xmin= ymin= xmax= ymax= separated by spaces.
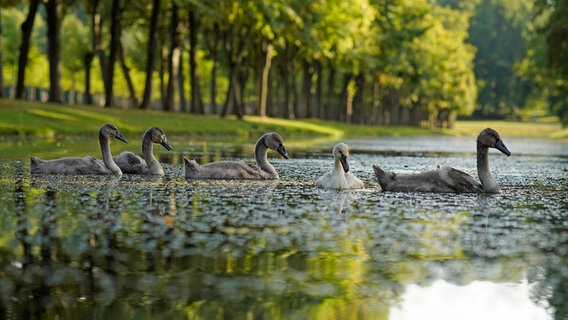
xmin=0 ymin=0 xmax=565 ymax=127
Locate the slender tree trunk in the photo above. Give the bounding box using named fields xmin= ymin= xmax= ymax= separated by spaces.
xmin=314 ymin=61 xmax=323 ymax=118
xmin=353 ymin=73 xmax=365 ymax=124
xmin=222 ymin=25 xmax=250 ymax=119
xmin=208 ymin=24 xmax=220 ymax=114
xmin=178 ymin=47 xmax=187 ymax=112
xmin=221 ymin=73 xmax=233 ymax=118
xmin=92 ymin=0 xmax=107 ymax=93
xmin=139 ymin=0 xmax=161 ymax=110
xmin=118 ymin=43 xmax=138 ymax=108
xmin=339 ymin=73 xmax=353 ymax=122
xmin=83 ymin=52 xmax=94 ymax=104
xmin=165 ymin=3 xmax=181 ymax=112
xmin=257 ymin=39 xmax=273 ymax=117
xmin=159 ymin=44 xmax=166 ymax=109
xmin=188 ymin=8 xmax=203 ymax=114
xmin=300 ymin=59 xmax=312 ymax=118
xmin=325 ymin=65 xmax=335 ymax=120
xmin=104 ymin=0 xmax=121 ymax=108
xmin=45 ymin=0 xmax=63 ymax=103
xmin=15 ymin=0 xmax=41 ymax=99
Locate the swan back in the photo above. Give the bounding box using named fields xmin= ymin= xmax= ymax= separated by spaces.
xmin=30 ymin=123 xmax=128 ymax=175
xmin=373 ymin=128 xmax=510 ymax=193
xmin=184 ymin=132 xmax=289 ymax=180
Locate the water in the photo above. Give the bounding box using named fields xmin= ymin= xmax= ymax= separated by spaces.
xmin=0 ymin=135 xmax=567 ymax=319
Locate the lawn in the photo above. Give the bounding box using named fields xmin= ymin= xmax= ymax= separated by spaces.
xmin=0 ymin=99 xmax=565 ymax=141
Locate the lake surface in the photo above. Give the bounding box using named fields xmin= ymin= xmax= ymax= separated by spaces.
xmin=0 ymin=135 xmax=567 ymax=319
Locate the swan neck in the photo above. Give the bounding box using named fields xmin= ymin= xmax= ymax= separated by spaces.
xmin=477 ymin=142 xmax=497 ymax=191
xmin=255 ymin=136 xmax=278 ymax=178
xmin=334 ymin=157 xmax=344 ymax=173
xmin=100 ymin=133 xmax=121 ymax=174
xmin=142 ymin=133 xmax=159 ymax=167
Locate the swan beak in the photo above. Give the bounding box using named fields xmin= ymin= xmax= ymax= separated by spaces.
xmin=495 ymin=140 xmax=511 ymax=156
xmin=161 ymin=139 xmax=173 ymax=151
xmin=277 ymin=145 xmax=289 ymax=159
xmin=340 ymin=155 xmax=350 ymax=173
xmin=115 ymin=131 xmax=128 ymax=144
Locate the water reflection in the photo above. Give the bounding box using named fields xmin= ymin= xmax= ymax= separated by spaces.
xmin=0 ymin=137 xmax=566 ymax=319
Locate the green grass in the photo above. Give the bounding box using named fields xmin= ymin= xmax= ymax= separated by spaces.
xmin=0 ymin=99 xmax=565 ymax=141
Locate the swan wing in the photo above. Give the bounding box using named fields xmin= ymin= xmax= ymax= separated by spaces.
xmin=186 ymin=160 xmax=265 ymax=179
xmin=346 ymin=172 xmax=364 ymax=189
xmin=439 ymin=166 xmax=483 ymax=193
xmin=114 ymin=152 xmax=147 ymax=174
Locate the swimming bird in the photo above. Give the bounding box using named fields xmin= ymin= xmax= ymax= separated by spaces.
xmin=184 ymin=132 xmax=289 ymax=179
xmin=30 ymin=123 xmax=128 ymax=175
xmin=113 ymin=127 xmax=172 ymax=175
xmin=316 ymin=143 xmax=364 ymax=189
xmin=372 ymin=128 xmax=511 ymax=193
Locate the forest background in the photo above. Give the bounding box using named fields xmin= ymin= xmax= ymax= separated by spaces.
xmin=1 ymin=0 xmax=567 ymax=129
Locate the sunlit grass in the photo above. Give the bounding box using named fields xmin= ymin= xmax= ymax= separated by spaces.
xmin=0 ymin=99 xmax=565 ymax=141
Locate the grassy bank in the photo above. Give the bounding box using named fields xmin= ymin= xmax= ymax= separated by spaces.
xmin=0 ymin=99 xmax=565 ymax=141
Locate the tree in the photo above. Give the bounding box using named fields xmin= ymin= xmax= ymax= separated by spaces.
xmin=104 ymin=0 xmax=121 ymax=107
xmin=45 ymin=0 xmax=65 ymax=103
xmin=15 ymin=0 xmax=41 ymax=100
xmin=139 ymin=0 xmax=161 ymax=110
xmin=188 ymin=6 xmax=203 ymax=114
xmin=532 ymin=0 xmax=568 ymax=126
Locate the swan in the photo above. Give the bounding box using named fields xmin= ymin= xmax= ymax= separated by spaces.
xmin=113 ymin=127 xmax=172 ymax=175
xmin=30 ymin=123 xmax=128 ymax=175
xmin=184 ymin=132 xmax=289 ymax=179
xmin=372 ymin=128 xmax=511 ymax=193
xmin=316 ymin=143 xmax=364 ymax=189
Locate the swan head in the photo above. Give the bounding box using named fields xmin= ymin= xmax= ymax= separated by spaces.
xmin=148 ymin=127 xmax=172 ymax=151
xmin=477 ymin=128 xmax=511 ymax=156
xmin=333 ymin=143 xmax=350 ymax=173
xmin=264 ymin=133 xmax=289 ymax=159
xmin=100 ymin=123 xmax=128 ymax=144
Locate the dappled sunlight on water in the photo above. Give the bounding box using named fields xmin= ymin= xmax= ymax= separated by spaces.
xmin=0 ymin=136 xmax=566 ymax=319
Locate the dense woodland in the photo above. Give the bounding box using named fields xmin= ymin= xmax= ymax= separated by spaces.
xmin=1 ymin=0 xmax=567 ymax=127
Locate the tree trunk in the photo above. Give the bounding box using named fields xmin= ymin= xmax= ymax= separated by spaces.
xmin=92 ymin=0 xmax=107 ymax=95
xmin=118 ymin=43 xmax=138 ymax=108
xmin=352 ymin=73 xmax=365 ymax=124
xmin=208 ymin=24 xmax=220 ymax=114
xmin=222 ymin=25 xmax=250 ymax=119
xmin=370 ymin=78 xmax=382 ymax=125
xmin=300 ymin=59 xmax=312 ymax=118
xmin=339 ymin=73 xmax=353 ymax=122
xmin=257 ymin=39 xmax=273 ymax=117
xmin=325 ymin=65 xmax=335 ymax=120
xmin=15 ymin=0 xmax=41 ymax=99
xmin=178 ymin=47 xmax=187 ymax=112
xmin=45 ymin=0 xmax=63 ymax=103
xmin=188 ymin=8 xmax=203 ymax=114
xmin=83 ymin=52 xmax=94 ymax=104
xmin=104 ymin=0 xmax=121 ymax=108
xmin=314 ymin=61 xmax=323 ymax=118
xmin=139 ymin=0 xmax=161 ymax=110
xmin=165 ymin=3 xmax=181 ymax=112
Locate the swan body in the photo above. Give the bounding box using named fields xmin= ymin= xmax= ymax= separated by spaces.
xmin=113 ymin=127 xmax=172 ymax=175
xmin=373 ymin=128 xmax=511 ymax=193
xmin=30 ymin=123 xmax=128 ymax=175
xmin=317 ymin=143 xmax=364 ymax=189
xmin=184 ymin=132 xmax=289 ymax=180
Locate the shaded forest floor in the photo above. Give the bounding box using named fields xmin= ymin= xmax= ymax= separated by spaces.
xmin=0 ymin=99 xmax=565 ymax=142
